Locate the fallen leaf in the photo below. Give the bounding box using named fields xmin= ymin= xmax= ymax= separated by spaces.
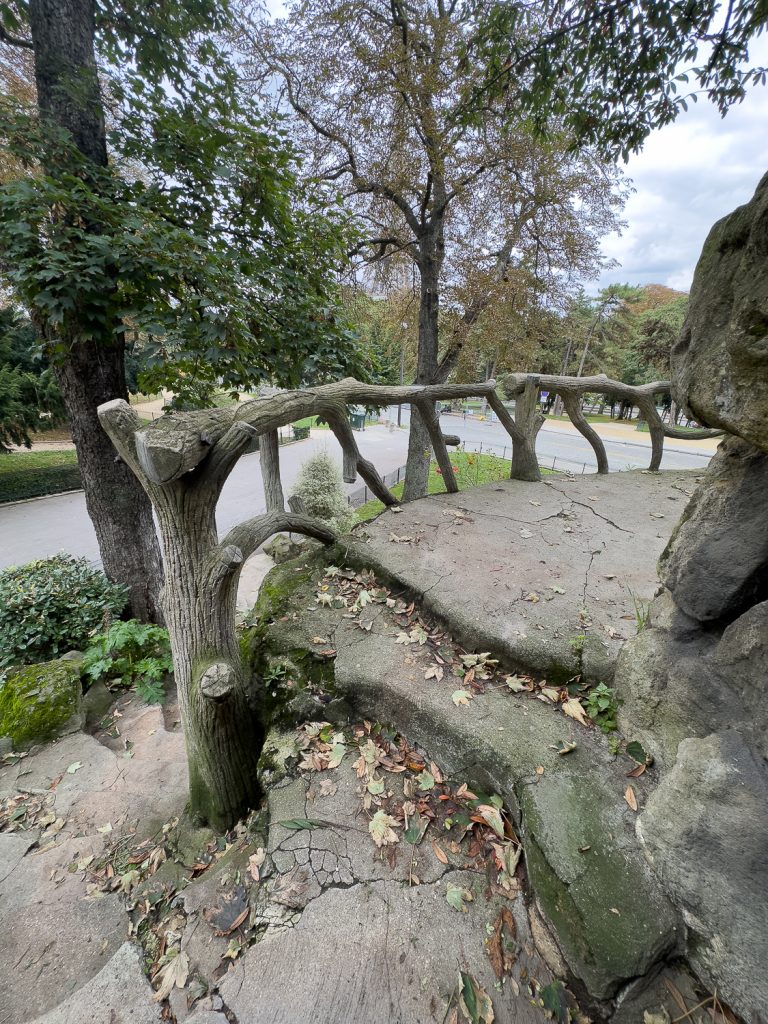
xmin=416 ymin=770 xmax=435 ymax=791
xmin=432 ymin=840 xmax=449 ymax=864
xmin=552 ymin=740 xmax=577 ymax=755
xmin=624 ymin=786 xmax=638 ymax=812
xmin=327 ymin=743 xmax=346 ymax=769
xmin=152 ymin=950 xmax=189 ymax=1002
xmin=310 ymin=636 xmax=329 ymax=644
xmin=452 ymin=690 xmax=473 ymax=707
xmin=477 ymin=803 xmax=504 ymax=839
xmin=535 ymin=765 xmax=545 ymax=776
xmin=458 ymin=970 xmax=494 ymax=1023
xmin=563 ymin=697 xmax=589 ymax=726
xmin=625 ymin=740 xmax=649 ymax=764
xmin=424 ymin=664 xmax=444 ymax=682
xmin=66 ymin=761 xmax=83 ymax=774
xmin=539 ymin=980 xmax=569 ymax=1024
xmin=486 ymin=906 xmax=518 ymax=979
xmin=271 ymin=864 xmax=311 ymax=907
xmin=248 ymin=848 xmax=266 ymax=882
xmin=446 ymin=882 xmax=473 ymax=912
xmin=626 ymin=763 xmax=647 ymax=778
xmin=318 ymin=779 xmax=337 ymax=797
xmin=549 ymin=585 xmax=566 ymax=594
xmin=505 ymin=675 xmax=526 ymax=693
xmin=369 ymin=810 xmax=400 ymax=847
xmin=520 ymin=528 xmax=533 ymax=539
xmin=366 ymin=776 xmax=385 ymax=795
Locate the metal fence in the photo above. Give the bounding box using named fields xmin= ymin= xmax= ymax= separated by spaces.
xmin=345 ymin=444 xmax=598 ymax=509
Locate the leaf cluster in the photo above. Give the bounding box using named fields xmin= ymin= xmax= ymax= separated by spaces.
xmin=469 ymin=0 xmax=768 ymax=160
xmin=0 ymin=0 xmax=371 ymax=407
xmin=82 ymin=618 xmax=173 ymax=704
xmin=0 ymin=554 xmax=127 ymax=669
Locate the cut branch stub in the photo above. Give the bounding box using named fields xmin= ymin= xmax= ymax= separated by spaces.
xmin=199 ymin=662 xmax=237 ymax=703
xmin=135 ymin=408 xmax=235 ymax=484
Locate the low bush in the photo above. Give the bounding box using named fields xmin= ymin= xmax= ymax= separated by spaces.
xmin=0 ymin=554 xmax=127 ymax=669
xmin=291 ymin=450 xmax=355 ymax=532
xmin=82 ymin=619 xmax=172 ymax=704
xmin=0 ymin=450 xmax=82 ymax=504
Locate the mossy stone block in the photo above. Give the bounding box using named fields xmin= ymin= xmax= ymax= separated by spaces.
xmin=0 ymin=653 xmax=84 ymax=749
xmin=518 ymin=772 xmax=679 ymax=999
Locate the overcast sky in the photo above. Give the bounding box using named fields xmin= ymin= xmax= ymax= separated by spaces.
xmin=597 ymin=35 xmax=768 ymax=294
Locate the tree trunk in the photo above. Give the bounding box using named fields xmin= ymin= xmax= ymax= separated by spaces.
xmin=403 ymin=231 xmax=442 ymax=502
xmin=28 ymin=0 xmax=164 ymax=620
xmin=55 ymin=337 xmax=164 ymax=620
xmin=156 ymin=498 xmax=263 ymax=830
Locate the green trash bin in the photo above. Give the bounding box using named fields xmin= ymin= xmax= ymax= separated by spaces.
xmin=349 ymin=412 xmax=366 ymax=431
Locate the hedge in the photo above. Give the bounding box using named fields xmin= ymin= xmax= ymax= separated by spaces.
xmin=0 ymin=450 xmax=82 ymax=504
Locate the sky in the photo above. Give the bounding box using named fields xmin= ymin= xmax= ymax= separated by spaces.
xmin=597 ymin=34 xmax=768 ymax=294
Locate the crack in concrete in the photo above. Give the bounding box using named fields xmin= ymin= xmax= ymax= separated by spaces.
xmin=546 ymin=482 xmax=633 ymax=534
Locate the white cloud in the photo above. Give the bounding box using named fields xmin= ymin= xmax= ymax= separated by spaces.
xmin=598 ymin=35 xmax=768 ymax=293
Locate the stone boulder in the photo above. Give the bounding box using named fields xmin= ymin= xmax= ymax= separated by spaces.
xmin=659 ymin=437 xmax=768 ymax=622
xmin=637 ymin=732 xmax=768 ymax=1019
xmin=672 ymin=170 xmax=768 ymax=450
xmin=0 ymin=652 xmax=83 ymax=749
xmin=263 ymin=533 xmax=312 ymax=564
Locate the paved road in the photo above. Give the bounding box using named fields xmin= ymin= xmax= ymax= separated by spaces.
xmin=0 ymin=414 xmax=715 ymax=570
xmin=0 ymin=427 xmax=410 ymax=569
xmin=386 ymin=406 xmax=717 ymax=474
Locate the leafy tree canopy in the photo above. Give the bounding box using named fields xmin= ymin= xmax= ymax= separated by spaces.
xmin=0 ymin=304 xmax=63 ymax=449
xmin=467 ymin=0 xmax=768 ymax=159
xmin=0 ymin=0 xmax=369 ymax=408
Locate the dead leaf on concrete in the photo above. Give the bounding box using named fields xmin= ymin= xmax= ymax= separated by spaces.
xmin=248 ymin=848 xmax=266 ymax=882
xmin=624 ymin=786 xmax=638 ymax=812
xmin=369 ymin=810 xmax=400 ymax=847
xmin=152 ymin=950 xmax=189 ymax=1002
xmin=271 ymin=865 xmax=311 ymax=908
xmin=486 ymin=906 xmax=518 ymax=980
xmin=458 ymin=970 xmax=494 ymax=1022
xmin=563 ymin=697 xmax=589 ymax=726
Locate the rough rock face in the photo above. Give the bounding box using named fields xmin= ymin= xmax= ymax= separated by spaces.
xmin=638 ymin=733 xmax=768 ymax=1019
xmin=659 ymin=438 xmax=768 ymax=621
xmin=673 ymin=170 xmax=768 ymax=449
xmin=615 ymin=172 xmax=768 ymax=1022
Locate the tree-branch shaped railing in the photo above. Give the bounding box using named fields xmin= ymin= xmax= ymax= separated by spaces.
xmin=502 ymin=373 xmax=722 ymax=474
xmin=98 ymin=374 xmax=720 ymax=828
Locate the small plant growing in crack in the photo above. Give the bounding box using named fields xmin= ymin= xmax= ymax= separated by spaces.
xmin=628 ymin=588 xmax=650 ymax=633
xmin=584 ymin=683 xmax=620 ymax=733
xmin=568 ymin=632 xmax=587 ymax=655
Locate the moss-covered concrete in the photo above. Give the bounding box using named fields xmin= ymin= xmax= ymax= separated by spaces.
xmin=0 ymin=653 xmax=83 ymax=748
xmin=517 ymin=774 xmax=680 ymax=999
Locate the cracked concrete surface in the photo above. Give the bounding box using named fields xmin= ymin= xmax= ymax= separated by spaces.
xmin=343 ymin=470 xmax=700 ymax=682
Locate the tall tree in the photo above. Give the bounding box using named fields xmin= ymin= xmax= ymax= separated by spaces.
xmin=241 ymin=0 xmax=625 ymax=499
xmin=0 ymin=0 xmax=362 ymax=618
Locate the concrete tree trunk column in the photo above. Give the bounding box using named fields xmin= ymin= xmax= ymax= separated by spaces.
xmin=509 ymin=377 xmax=544 ymax=481
xmin=98 ymin=399 xmax=336 ymax=830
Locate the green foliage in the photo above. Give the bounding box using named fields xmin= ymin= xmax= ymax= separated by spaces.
xmin=0 ymin=1 xmax=371 ymax=409
xmin=584 ymin=683 xmax=620 ymax=734
xmin=0 ymin=555 xmax=127 ymax=669
xmin=292 ymin=451 xmax=356 ymax=532
xmin=0 ymin=449 xmax=81 ymax=503
xmin=82 ymin=619 xmax=173 ymax=704
xmin=0 ymin=307 xmax=63 ymax=451
xmin=474 ymin=1 xmax=768 ymax=160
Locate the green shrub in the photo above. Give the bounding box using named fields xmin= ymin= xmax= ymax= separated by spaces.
xmin=0 ymin=555 xmax=127 ymax=669
xmin=291 ymin=450 xmax=355 ymax=532
xmin=0 ymin=450 xmax=82 ymax=504
xmin=82 ymin=619 xmax=173 ymax=704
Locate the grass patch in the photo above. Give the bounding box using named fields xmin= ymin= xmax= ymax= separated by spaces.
xmin=355 ymin=451 xmax=514 ymax=522
xmin=545 ymin=413 xmax=632 ymax=424
xmin=0 ymin=449 xmax=81 ymax=504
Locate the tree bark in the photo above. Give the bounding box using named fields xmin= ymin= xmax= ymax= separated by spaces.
xmin=403 ymin=229 xmax=443 ymax=502
xmin=259 ymin=429 xmax=284 ymax=511
xmin=55 ymin=337 xmax=164 ymax=620
xmin=28 ymin=0 xmax=163 ymax=620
